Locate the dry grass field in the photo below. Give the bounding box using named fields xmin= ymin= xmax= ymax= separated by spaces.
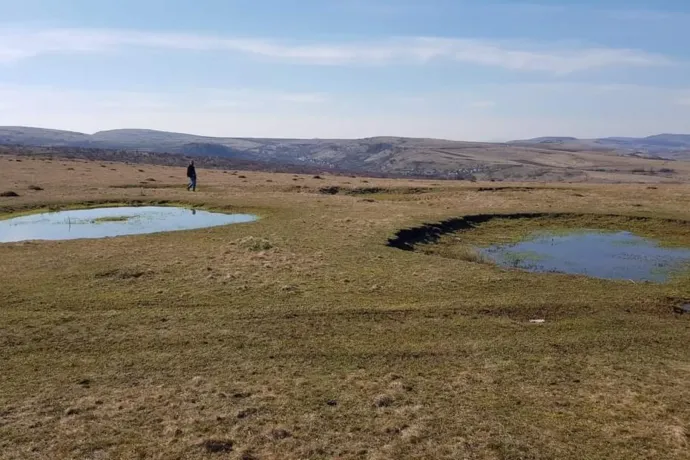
xmin=1 ymin=154 xmax=690 ymax=459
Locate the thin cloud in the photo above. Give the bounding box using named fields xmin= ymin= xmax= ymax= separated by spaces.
xmin=0 ymin=27 xmax=675 ymax=74
xmin=0 ymin=84 xmax=327 ymax=113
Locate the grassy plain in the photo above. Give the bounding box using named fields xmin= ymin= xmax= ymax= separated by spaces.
xmin=1 ymin=154 xmax=690 ymax=459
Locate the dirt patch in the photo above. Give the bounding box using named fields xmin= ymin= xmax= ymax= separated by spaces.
xmin=110 ymin=184 xmax=184 ymax=189
xmin=318 ymin=186 xmax=341 ymax=195
xmin=201 ymin=439 xmax=234 ymax=453
xmin=476 ymin=186 xmax=567 ymax=192
xmin=236 ymin=407 xmax=258 ymax=419
xmin=319 ymin=186 xmax=431 ymax=196
xmin=664 ymin=297 xmax=690 ymax=315
xmin=95 ymin=268 xmax=152 ymax=280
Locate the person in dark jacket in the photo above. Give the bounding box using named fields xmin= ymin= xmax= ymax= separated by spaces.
xmin=186 ymin=161 xmax=197 ymax=191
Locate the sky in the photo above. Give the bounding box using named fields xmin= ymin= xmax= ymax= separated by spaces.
xmin=1 ymin=0 xmax=689 ymax=141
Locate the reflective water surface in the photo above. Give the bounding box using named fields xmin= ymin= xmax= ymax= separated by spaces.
xmin=0 ymin=206 xmax=257 ymax=242
xmin=479 ymin=230 xmax=690 ymax=282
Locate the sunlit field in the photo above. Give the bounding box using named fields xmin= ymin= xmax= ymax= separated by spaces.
xmin=2 ymin=154 xmax=689 ymax=460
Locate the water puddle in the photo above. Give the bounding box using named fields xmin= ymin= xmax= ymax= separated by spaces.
xmin=479 ymin=231 xmax=690 ymax=282
xmin=0 ymin=206 xmax=257 ymax=242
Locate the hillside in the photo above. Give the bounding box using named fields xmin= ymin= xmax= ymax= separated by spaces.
xmin=2 ymin=126 xmax=690 ymax=182
xmin=514 ymin=133 xmax=690 ymax=159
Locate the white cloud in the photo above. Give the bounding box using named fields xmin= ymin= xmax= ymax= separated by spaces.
xmin=0 ymin=26 xmax=675 ymax=74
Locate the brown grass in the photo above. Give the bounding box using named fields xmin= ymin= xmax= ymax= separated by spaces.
xmin=1 ymin=154 xmax=690 ymax=459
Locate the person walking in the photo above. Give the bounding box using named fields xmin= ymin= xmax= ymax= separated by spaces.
xmin=186 ymin=160 xmax=197 ymax=192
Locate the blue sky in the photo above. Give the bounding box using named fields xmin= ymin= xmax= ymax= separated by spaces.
xmin=1 ymin=0 xmax=689 ymax=140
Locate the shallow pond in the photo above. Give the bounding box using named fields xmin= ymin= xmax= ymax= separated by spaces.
xmin=0 ymin=206 xmax=257 ymax=242
xmin=479 ymin=230 xmax=690 ymax=282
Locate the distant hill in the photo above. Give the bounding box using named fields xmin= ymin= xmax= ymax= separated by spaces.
xmin=0 ymin=126 xmax=91 ymax=146
xmin=513 ymin=133 xmax=690 ymax=159
xmin=517 ymin=137 xmax=579 ymax=143
xmin=2 ymin=126 xmax=690 ymax=181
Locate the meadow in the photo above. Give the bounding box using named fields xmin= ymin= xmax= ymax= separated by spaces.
xmin=1 ymin=154 xmax=689 ymax=459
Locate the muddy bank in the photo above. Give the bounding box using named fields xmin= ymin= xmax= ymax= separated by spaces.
xmin=387 ymin=212 xmax=690 ymax=251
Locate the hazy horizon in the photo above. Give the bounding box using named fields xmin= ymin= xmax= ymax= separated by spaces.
xmin=1 ymin=0 xmax=689 ymax=140
xmin=3 ymin=124 xmax=689 ymax=143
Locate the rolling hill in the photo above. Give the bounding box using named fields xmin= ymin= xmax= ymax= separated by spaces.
xmin=2 ymin=126 xmax=690 ymax=182
xmin=514 ymin=134 xmax=690 ymax=159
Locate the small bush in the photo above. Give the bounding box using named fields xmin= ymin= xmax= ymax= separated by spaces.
xmin=28 ymin=185 xmax=44 ymax=191
xmin=0 ymin=191 xmax=19 ymax=197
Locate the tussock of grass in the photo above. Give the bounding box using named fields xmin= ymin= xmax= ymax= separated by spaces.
xmin=235 ymin=236 xmax=274 ymax=251
xmin=453 ymin=246 xmax=490 ymax=264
